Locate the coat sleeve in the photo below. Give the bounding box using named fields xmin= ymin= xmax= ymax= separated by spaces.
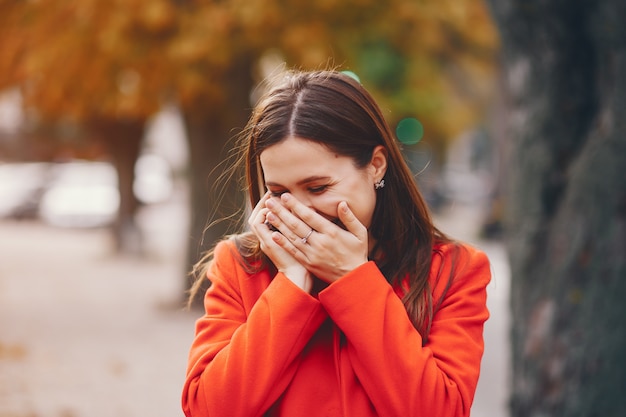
xmin=318 ymin=244 xmax=491 ymax=417
xmin=182 ymin=240 xmax=328 ymax=417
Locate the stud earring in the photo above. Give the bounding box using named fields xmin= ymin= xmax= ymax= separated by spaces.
xmin=374 ymin=178 xmax=385 ymax=190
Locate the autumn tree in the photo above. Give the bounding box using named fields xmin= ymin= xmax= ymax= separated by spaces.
xmin=487 ymin=0 xmax=626 ymax=415
xmin=0 ymin=0 xmax=172 ymax=252
xmin=172 ymin=0 xmax=499 ymax=304
xmin=1 ymin=0 xmax=498 ymax=302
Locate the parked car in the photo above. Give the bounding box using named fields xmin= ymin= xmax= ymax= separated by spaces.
xmin=38 ymin=161 xmax=120 ymax=228
xmin=0 ymin=162 xmax=52 ymax=220
xmin=2 ymin=156 xmax=174 ymax=228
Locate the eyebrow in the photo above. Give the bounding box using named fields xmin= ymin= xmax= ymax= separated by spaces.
xmin=265 ymin=176 xmax=332 ymax=187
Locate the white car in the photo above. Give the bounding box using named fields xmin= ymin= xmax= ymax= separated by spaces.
xmin=38 ymin=161 xmax=120 ymax=228
xmin=0 ymin=162 xmax=51 ymax=219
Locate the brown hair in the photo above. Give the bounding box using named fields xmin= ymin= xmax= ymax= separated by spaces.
xmin=190 ymin=70 xmax=457 ymax=342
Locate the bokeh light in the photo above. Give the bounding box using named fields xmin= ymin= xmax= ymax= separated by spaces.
xmin=396 ymin=117 xmax=424 ymax=145
xmin=340 ymin=70 xmax=361 ymax=83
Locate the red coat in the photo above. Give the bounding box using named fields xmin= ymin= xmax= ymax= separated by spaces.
xmin=182 ymin=239 xmax=491 ymax=417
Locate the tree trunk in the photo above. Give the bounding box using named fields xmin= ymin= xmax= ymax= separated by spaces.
xmin=486 ymin=0 xmax=626 ymax=416
xmin=182 ymin=62 xmax=255 ymax=308
xmin=92 ymin=117 xmax=145 ymax=255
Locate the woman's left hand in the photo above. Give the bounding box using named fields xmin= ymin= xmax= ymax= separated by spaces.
xmin=264 ymin=193 xmax=369 ymax=283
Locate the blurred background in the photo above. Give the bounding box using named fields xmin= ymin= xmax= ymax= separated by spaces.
xmin=1 ymin=0 xmax=624 ymax=416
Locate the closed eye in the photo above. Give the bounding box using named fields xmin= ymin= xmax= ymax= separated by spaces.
xmin=309 ymin=185 xmax=328 ymax=194
xmin=269 ymin=190 xmax=287 ymax=197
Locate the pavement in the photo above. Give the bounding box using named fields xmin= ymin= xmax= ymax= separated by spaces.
xmin=0 ymin=189 xmax=510 ymax=417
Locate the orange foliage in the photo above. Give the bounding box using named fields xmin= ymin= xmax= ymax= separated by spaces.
xmin=0 ymin=0 xmax=499 ymax=144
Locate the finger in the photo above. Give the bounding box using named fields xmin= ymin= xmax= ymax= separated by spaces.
xmin=250 ymin=195 xmax=277 ymax=237
xmin=254 ymin=209 xmax=292 ymax=256
xmin=266 ymin=211 xmax=304 ymax=245
xmin=253 ymin=192 xmax=272 ymax=216
xmin=248 ymin=192 xmax=272 ymax=227
xmin=278 ymin=193 xmax=327 ymax=233
xmin=270 ymin=228 xmax=311 ymax=262
xmin=337 ymin=201 xmax=367 ymax=240
xmin=251 ymin=208 xmax=272 ymax=237
xmin=266 ymin=196 xmax=314 ymax=241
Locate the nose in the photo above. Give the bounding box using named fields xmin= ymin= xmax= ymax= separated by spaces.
xmin=289 ymin=191 xmax=314 ymax=209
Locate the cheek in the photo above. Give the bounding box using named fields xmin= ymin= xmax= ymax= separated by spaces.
xmin=310 ymin=195 xmax=340 ymax=221
xmin=355 ymin=192 xmax=378 ymax=228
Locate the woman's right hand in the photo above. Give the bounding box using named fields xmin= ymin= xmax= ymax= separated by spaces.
xmin=248 ymin=192 xmax=313 ymax=292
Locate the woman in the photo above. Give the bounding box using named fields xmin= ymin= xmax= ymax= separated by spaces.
xmin=182 ymin=70 xmax=491 ymax=417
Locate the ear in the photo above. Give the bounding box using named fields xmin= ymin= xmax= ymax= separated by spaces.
xmin=369 ymin=145 xmax=388 ymax=181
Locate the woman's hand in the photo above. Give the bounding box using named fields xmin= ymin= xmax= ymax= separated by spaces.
xmin=248 ymin=192 xmax=312 ymax=292
xmin=264 ymin=193 xmax=369 ymax=283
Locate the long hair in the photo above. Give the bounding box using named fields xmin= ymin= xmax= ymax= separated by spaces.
xmin=190 ymin=70 xmax=456 ymax=342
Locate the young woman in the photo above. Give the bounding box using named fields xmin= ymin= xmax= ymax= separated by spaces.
xmin=182 ymin=70 xmax=491 ymax=417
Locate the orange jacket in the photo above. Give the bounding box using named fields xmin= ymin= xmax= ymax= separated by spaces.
xmin=182 ymin=239 xmax=491 ymax=417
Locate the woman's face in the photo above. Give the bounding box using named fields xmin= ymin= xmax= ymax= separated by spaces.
xmin=259 ymin=136 xmax=386 ymax=230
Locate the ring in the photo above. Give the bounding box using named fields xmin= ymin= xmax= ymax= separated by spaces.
xmin=301 ymin=229 xmax=314 ymax=244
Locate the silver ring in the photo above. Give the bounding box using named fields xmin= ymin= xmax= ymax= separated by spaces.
xmin=301 ymin=229 xmax=314 ymax=244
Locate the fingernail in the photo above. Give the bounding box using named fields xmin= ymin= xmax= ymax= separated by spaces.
xmin=281 ymin=193 xmax=291 ymax=202
xmin=266 ymin=199 xmax=275 ymax=208
xmin=340 ymin=201 xmax=349 ymax=213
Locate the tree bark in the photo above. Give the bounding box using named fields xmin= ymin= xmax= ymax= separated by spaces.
xmin=486 ymin=0 xmax=626 ymax=415
xmin=182 ymin=61 xmax=255 ymax=308
xmin=91 ymin=117 xmax=145 ymax=255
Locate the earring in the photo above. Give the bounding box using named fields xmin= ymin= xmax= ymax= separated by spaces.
xmin=374 ymin=178 xmax=385 ymax=190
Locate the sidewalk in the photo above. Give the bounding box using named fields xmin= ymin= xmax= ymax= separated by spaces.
xmin=434 ymin=202 xmax=511 ymax=417
xmin=0 ymin=194 xmax=510 ymax=417
xmin=0 ymin=192 xmax=196 ymax=417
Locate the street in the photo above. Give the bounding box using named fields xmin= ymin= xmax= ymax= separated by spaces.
xmin=0 ymin=192 xmax=510 ymax=417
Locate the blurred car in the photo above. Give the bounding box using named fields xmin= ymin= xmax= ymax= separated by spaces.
xmin=0 ymin=154 xmax=174 ymax=228
xmin=38 ymin=161 xmax=120 ymax=228
xmin=37 ymin=156 xmax=173 ymax=228
xmin=0 ymin=162 xmax=52 ymax=219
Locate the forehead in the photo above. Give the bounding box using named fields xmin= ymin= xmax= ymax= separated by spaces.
xmin=259 ymin=137 xmax=356 ymax=183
